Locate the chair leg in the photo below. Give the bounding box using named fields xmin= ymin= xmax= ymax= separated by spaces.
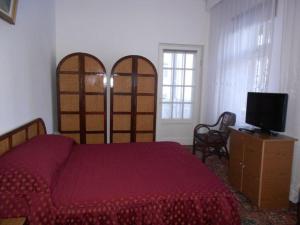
xmin=297 ymin=189 xmax=300 ymax=225
xmin=202 ymin=147 xmax=207 ymax=163
xmin=192 ymin=138 xmax=196 ymax=155
xmin=224 ymin=145 xmax=229 ymax=159
xmin=297 ymin=200 xmax=300 ymax=225
xmin=216 ymin=148 xmax=222 ymax=159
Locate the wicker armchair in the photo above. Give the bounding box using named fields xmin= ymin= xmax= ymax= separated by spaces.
xmin=193 ymin=112 xmax=236 ymax=163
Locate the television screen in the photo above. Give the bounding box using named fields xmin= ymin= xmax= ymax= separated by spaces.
xmin=246 ymin=92 xmax=288 ymax=132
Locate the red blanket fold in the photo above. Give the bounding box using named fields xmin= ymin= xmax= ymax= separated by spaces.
xmin=0 ymin=140 xmax=240 ymax=224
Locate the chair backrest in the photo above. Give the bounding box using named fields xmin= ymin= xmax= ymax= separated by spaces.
xmin=219 ymin=112 xmax=236 ymax=135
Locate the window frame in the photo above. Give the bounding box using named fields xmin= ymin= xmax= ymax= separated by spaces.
xmin=158 ymin=44 xmax=203 ymax=124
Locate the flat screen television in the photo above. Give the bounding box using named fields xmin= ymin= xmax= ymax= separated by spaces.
xmin=246 ymin=92 xmax=288 ymax=133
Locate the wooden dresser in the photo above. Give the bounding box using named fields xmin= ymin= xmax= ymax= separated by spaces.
xmin=110 ymin=55 xmax=157 ymax=143
xmin=57 ymin=52 xmax=107 ymax=144
xmin=229 ymin=127 xmax=296 ymax=209
xmin=56 ymin=53 xmax=158 ymax=144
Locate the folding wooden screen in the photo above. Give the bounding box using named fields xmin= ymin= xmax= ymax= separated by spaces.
xmin=57 ymin=53 xmax=107 ymax=144
xmin=110 ymin=55 xmax=157 ymax=143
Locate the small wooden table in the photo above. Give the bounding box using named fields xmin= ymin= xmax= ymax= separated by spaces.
xmin=0 ymin=218 xmax=26 ymax=225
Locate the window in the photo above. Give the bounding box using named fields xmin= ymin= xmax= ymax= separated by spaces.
xmin=161 ymin=50 xmax=196 ymax=120
xmin=208 ymin=0 xmax=275 ymax=126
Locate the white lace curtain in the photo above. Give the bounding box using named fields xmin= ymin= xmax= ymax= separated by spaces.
xmin=278 ymin=0 xmax=300 ymax=203
xmin=204 ymin=0 xmax=300 ymax=202
xmin=204 ymin=0 xmax=276 ymax=125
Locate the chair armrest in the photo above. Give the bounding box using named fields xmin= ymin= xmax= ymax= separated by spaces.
xmin=194 ymin=124 xmax=211 ymax=135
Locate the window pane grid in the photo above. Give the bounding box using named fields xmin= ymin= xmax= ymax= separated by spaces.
xmin=162 ymin=101 xmax=194 ymax=104
xmin=162 ymin=51 xmax=196 ymax=120
xmin=164 ymin=50 xmax=197 ymax=54
xmin=162 ymin=85 xmax=195 ymax=88
xmin=163 ymin=67 xmax=195 ymax=71
xmin=181 ymin=55 xmax=186 ymax=118
xmin=171 ymin=53 xmax=176 ymax=118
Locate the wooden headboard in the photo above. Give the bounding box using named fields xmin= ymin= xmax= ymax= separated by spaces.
xmin=0 ymin=118 xmax=46 ymax=156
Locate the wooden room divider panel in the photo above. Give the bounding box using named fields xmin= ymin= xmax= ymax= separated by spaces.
xmin=57 ymin=53 xmax=107 ymax=144
xmin=110 ymin=55 xmax=157 ymax=143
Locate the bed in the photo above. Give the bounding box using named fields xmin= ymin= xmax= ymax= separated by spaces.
xmin=0 ymin=119 xmax=240 ymax=225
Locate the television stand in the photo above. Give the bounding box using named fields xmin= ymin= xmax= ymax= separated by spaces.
xmin=229 ymin=127 xmax=297 ymax=209
xmin=238 ymin=128 xmax=255 ymax=134
xmin=253 ymin=128 xmax=279 ymax=136
xmin=238 ymin=127 xmax=278 ymax=136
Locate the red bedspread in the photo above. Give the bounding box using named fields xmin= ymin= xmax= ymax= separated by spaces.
xmin=0 ymin=137 xmax=240 ymax=224
xmin=52 ymin=142 xmax=240 ymax=225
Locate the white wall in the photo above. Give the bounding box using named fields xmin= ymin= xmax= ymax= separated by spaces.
xmin=55 ymin=0 xmax=210 ymax=143
xmin=206 ymin=0 xmax=223 ymax=9
xmin=0 ymin=0 xmax=56 ymax=134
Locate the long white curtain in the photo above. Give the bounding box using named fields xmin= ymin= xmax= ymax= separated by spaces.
xmin=204 ymin=0 xmax=276 ymax=125
xmin=278 ymin=0 xmax=300 ymax=203
xmin=205 ymin=0 xmax=300 ymax=202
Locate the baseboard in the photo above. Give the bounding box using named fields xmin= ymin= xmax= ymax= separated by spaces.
xmin=290 ymin=185 xmax=300 ymax=203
